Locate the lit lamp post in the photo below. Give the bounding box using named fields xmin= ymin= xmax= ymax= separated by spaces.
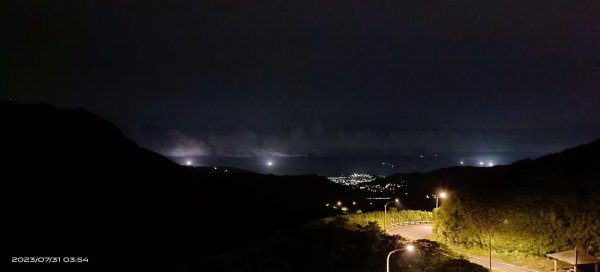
xmin=387 ymin=244 xmax=415 ymax=272
xmin=435 ymin=191 xmax=447 ymax=208
xmin=384 ymin=198 xmax=400 ymax=229
xmin=489 ymin=219 xmax=508 ymax=271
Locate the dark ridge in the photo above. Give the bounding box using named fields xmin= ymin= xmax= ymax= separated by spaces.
xmin=365 ymin=136 xmax=600 ymax=207
xmin=0 ymin=102 xmax=358 ymax=271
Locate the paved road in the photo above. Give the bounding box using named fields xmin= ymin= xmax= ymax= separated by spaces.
xmin=387 ymin=224 xmax=433 ymax=240
xmin=386 ymin=225 xmax=539 ymax=272
xmin=466 ymin=255 xmax=539 ymax=272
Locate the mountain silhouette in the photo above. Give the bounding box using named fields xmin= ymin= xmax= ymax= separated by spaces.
xmin=369 ymin=136 xmax=600 ymax=208
xmin=0 ymin=102 xmax=358 ymax=270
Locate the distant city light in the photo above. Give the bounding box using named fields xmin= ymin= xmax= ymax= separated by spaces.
xmin=352 ymin=201 xmax=356 ymax=205
xmin=328 ymin=173 xmax=376 ymax=186
xmin=329 ymin=174 xmax=404 ymax=193
xmin=337 ymin=201 xmax=342 ymax=206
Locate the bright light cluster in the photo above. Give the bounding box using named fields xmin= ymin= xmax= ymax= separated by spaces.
xmin=328 ymin=173 xmax=376 ymax=186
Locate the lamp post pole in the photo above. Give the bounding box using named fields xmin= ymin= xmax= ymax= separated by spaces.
xmin=489 ymin=220 xmax=508 ymax=271
xmin=489 ymin=227 xmax=493 ymax=271
xmin=386 ymin=244 xmax=415 ymax=272
xmin=384 ymin=199 xmax=399 ymax=229
xmin=435 ymin=192 xmax=447 ymax=209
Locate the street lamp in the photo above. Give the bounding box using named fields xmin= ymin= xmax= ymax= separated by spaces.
xmin=489 ymin=219 xmax=508 ymax=271
xmin=435 ymin=191 xmax=447 ymax=208
xmin=386 ymin=244 xmax=415 ymax=272
xmin=384 ymin=198 xmax=400 ymax=229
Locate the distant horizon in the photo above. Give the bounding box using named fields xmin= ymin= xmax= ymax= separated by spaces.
xmin=6 ymin=100 xmax=597 ymax=176
xmin=160 ymin=139 xmax=594 ymax=176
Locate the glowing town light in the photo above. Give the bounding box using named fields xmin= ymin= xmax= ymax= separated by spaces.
xmin=337 ymin=201 xmax=342 ymax=206
xmin=352 ymin=201 xmax=356 ymax=205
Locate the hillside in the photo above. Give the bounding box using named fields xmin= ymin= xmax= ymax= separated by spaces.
xmin=0 ymin=102 xmax=358 ymax=270
xmin=367 ymin=138 xmax=600 ymax=210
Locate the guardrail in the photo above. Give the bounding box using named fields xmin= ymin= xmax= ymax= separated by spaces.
xmin=385 ymin=220 xmax=433 ymax=229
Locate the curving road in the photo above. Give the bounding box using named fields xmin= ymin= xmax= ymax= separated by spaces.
xmin=387 ymin=224 xmax=433 ymax=241
xmin=466 ymin=255 xmax=540 ymax=272
xmin=387 ymin=224 xmax=539 ymax=272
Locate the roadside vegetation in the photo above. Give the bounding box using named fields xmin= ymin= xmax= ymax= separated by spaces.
xmin=334 ymin=209 xmax=434 ymax=228
xmin=433 ymin=192 xmax=600 ymax=270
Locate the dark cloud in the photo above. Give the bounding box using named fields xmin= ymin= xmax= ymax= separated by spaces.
xmin=157 ymin=130 xmax=210 ymax=157
xmin=156 ymin=125 xmax=595 ymax=161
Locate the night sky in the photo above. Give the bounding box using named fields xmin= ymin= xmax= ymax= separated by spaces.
xmin=3 ymin=1 xmax=600 ymax=175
